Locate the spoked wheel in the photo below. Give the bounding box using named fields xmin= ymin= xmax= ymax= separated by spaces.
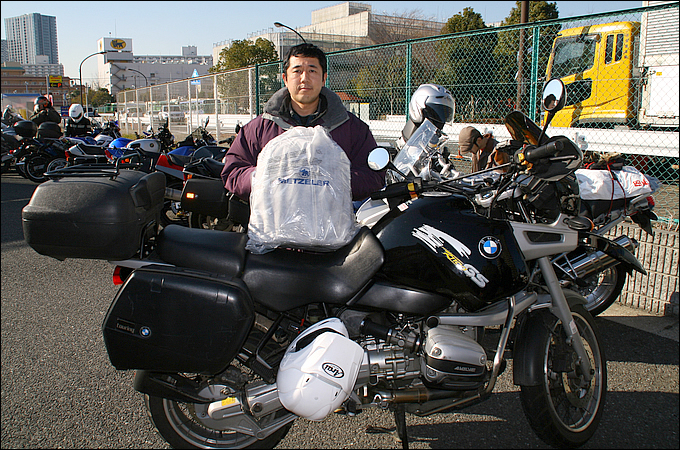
xmin=144 ymin=377 xmax=293 ymax=449
xmin=23 ymin=154 xmax=50 ymax=183
xmin=160 ymin=178 xmax=190 ymax=228
xmin=520 ymin=300 xmax=607 ymax=448
xmin=577 ymin=265 xmax=627 ymax=316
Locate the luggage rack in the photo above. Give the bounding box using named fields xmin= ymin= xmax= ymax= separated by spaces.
xmin=44 ymin=150 xmax=146 ymax=179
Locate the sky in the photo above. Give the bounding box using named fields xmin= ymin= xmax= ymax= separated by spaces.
xmin=2 ymin=1 xmax=643 ymax=84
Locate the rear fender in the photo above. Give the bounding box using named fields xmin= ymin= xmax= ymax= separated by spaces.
xmin=588 ymin=233 xmax=646 ymax=275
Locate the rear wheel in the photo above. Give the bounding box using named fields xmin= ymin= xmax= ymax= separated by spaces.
xmin=24 ymin=154 xmax=50 ymax=183
xmin=520 ymin=302 xmax=607 ymax=448
xmin=578 ymin=265 xmax=626 ymax=316
xmin=144 ymin=374 xmax=293 ymax=449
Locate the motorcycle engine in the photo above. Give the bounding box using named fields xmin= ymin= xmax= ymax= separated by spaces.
xmin=341 ymin=310 xmax=489 ymax=391
xmin=421 ymin=325 xmax=488 ymax=390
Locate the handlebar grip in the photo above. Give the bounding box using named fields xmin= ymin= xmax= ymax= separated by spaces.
xmin=370 ymin=181 xmax=421 ymax=201
xmin=523 ymin=140 xmax=563 ymax=163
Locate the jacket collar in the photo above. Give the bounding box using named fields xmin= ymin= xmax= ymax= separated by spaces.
xmin=263 ymin=86 xmax=348 ymax=131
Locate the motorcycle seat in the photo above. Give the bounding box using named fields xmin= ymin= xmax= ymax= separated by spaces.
xmin=156 ymin=225 xmax=249 ymax=278
xmin=167 ymin=152 xmax=192 ymax=168
xmin=200 ymin=156 xmax=225 ymax=178
xmin=242 ymin=227 xmax=385 ymax=312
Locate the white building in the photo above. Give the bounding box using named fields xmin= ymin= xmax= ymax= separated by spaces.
xmin=213 ymin=2 xmax=444 ymax=67
xmin=96 ymin=38 xmax=212 ymax=95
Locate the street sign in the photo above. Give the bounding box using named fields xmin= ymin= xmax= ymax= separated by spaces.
xmin=49 ymin=75 xmax=63 ymax=88
xmin=190 ymin=69 xmax=200 ymax=85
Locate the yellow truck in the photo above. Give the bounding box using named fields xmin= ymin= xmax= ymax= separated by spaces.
xmin=545 ymin=5 xmax=679 ymax=129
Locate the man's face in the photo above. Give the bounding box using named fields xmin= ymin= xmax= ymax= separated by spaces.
xmin=283 ymin=55 xmax=327 ymax=108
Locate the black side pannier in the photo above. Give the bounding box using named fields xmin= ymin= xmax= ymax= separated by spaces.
xmin=103 ymin=265 xmax=254 ymax=374
xmin=22 ymin=170 xmax=165 ymax=261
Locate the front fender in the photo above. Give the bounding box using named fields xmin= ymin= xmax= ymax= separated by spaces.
xmin=513 ymin=289 xmax=586 ymax=387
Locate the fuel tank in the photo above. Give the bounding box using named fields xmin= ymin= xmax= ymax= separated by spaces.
xmin=371 ymin=194 xmax=529 ymax=312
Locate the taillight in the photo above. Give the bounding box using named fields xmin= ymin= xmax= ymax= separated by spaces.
xmin=647 ymin=196 xmax=655 ymax=207
xmin=112 ymin=266 xmax=132 ymax=285
xmin=105 ymin=149 xmax=112 ymax=160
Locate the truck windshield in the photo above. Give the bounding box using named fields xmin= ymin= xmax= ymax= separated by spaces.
xmin=551 ymin=35 xmax=598 ymax=79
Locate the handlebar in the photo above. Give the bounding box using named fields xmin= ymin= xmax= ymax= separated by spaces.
xmin=370 ymin=179 xmax=423 ymax=201
xmin=522 ymin=140 xmax=563 ymax=163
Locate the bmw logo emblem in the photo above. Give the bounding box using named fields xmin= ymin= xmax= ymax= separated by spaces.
xmin=479 ymin=236 xmax=502 ymax=259
xmin=140 ymin=326 xmax=151 ymax=338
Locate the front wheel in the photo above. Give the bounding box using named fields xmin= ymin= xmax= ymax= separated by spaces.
xmin=578 ymin=265 xmax=627 ymax=316
xmin=520 ymin=303 xmax=607 ymax=448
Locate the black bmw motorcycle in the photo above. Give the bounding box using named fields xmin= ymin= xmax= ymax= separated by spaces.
xmin=23 ymin=80 xmax=607 ymax=449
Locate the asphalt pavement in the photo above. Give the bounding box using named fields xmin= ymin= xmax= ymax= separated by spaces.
xmin=2 ymin=171 xmax=678 ymax=449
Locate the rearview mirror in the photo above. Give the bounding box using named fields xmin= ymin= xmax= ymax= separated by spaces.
xmin=542 ymin=78 xmax=567 ymax=113
xmin=367 ymin=147 xmax=390 ymax=171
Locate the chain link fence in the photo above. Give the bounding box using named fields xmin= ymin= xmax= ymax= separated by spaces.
xmin=116 ymin=3 xmax=678 ymax=225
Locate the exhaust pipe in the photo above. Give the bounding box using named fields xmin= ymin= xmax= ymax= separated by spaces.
xmin=555 ymin=235 xmax=638 ymax=280
xmin=164 ymin=187 xmax=182 ymax=201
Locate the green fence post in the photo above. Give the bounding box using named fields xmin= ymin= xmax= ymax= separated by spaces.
xmin=529 ymin=26 xmax=541 ymax=123
xmin=255 ymin=64 xmax=260 ymax=116
xmin=405 ymin=42 xmax=412 ymax=117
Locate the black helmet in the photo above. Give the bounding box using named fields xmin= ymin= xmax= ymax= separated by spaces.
xmin=408 ymin=84 xmax=454 ymax=129
xmin=34 ymin=95 xmax=51 ymax=111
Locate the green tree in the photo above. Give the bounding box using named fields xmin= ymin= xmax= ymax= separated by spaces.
xmin=209 ymin=38 xmax=278 ymax=73
xmin=493 ymin=1 xmax=560 ymax=114
xmin=209 ymin=38 xmax=278 ymax=112
xmin=441 ymin=6 xmax=487 ymax=33
xmin=87 ymin=88 xmax=115 ymax=107
xmin=435 ymin=7 xmax=498 ymax=121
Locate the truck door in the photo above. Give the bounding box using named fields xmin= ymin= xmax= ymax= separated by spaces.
xmin=547 ymin=32 xmax=599 ymax=127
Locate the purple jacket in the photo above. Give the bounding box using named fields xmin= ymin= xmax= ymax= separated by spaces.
xmin=222 ymin=87 xmax=385 ymax=201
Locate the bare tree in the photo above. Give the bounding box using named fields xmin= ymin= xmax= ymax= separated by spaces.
xmin=369 ymin=9 xmax=441 ymax=44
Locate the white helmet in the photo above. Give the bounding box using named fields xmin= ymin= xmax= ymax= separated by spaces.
xmin=277 ymin=318 xmax=365 ymax=421
xmin=69 ymin=104 xmax=84 ymax=123
xmin=408 ymin=84 xmax=454 ymax=129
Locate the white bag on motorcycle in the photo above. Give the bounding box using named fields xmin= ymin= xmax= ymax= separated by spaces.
xmin=246 ymin=125 xmax=360 ymax=254
xmin=575 ymin=166 xmax=653 ymax=200
xmin=277 ymin=318 xmax=365 ymax=421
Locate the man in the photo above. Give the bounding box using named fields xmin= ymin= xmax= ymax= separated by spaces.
xmin=458 ymin=126 xmax=500 ymax=173
xmin=30 ymin=96 xmax=62 ymax=126
xmin=221 ymin=43 xmax=385 ymax=202
xmin=65 ymin=103 xmax=93 ymax=137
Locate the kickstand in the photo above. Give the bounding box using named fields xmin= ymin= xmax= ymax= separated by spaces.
xmin=393 ymin=404 xmax=409 ymax=450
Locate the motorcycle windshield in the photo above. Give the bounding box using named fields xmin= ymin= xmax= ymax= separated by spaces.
xmin=392 ymin=119 xmax=440 ymax=181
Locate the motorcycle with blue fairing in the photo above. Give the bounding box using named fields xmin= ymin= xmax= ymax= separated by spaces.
xmin=22 ymin=79 xmax=607 ymax=449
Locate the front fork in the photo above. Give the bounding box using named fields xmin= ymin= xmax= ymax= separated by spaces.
xmin=537 ymin=256 xmax=593 ymax=382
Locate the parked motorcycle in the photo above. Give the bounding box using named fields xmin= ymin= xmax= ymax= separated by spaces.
xmin=9 ymin=121 xmax=69 ymax=182
xmin=1 ymin=107 xmax=24 ymax=173
xmin=23 ymin=79 xmax=607 ymax=449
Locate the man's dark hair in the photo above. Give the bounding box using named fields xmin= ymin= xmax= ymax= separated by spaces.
xmin=283 ymin=43 xmax=327 ymax=75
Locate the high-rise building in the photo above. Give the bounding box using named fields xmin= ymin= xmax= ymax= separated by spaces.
xmin=4 ymin=13 xmax=59 ymax=65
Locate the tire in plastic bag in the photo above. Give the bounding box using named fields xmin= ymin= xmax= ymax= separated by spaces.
xmin=246 ymin=125 xmax=360 ymax=254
